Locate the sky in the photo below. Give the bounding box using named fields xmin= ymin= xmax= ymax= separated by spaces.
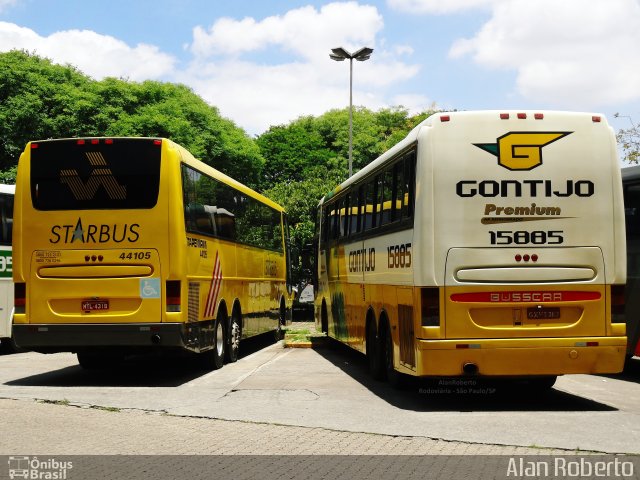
xmin=1 ymin=0 xmax=639 ymax=137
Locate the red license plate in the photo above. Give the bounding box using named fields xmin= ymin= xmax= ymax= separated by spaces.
xmin=82 ymin=300 xmax=109 ymax=311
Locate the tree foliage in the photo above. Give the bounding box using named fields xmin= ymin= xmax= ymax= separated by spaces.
xmin=0 ymin=50 xmax=263 ymax=186
xmin=615 ymin=113 xmax=640 ymax=164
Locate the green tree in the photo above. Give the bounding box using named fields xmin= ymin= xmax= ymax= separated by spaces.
xmin=615 ymin=113 xmax=640 ymax=164
xmin=0 ymin=50 xmax=263 ymax=186
xmin=256 ymin=117 xmax=334 ymax=187
xmin=0 ymin=50 xmax=94 ymax=171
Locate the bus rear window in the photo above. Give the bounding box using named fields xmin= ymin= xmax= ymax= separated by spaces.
xmin=30 ymin=138 xmax=161 ymax=210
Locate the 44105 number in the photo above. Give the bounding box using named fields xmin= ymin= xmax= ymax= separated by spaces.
xmin=119 ymin=251 xmax=151 ymax=260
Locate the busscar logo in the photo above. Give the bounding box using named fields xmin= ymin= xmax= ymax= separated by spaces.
xmin=474 ymin=132 xmax=572 ymax=171
xmin=60 ymin=151 xmax=126 ymax=200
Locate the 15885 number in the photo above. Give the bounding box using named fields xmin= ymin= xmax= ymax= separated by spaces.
xmin=489 ymin=230 xmax=564 ymax=245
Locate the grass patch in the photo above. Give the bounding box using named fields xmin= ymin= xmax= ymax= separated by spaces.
xmin=92 ymin=405 xmax=121 ymax=413
xmin=284 ymin=328 xmax=313 ymax=344
xmin=283 ymin=328 xmax=326 ymax=347
xmin=39 ymin=398 xmax=70 ymax=406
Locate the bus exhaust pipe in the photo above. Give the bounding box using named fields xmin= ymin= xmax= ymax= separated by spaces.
xmin=151 ymin=334 xmax=161 ymax=345
xmin=463 ymin=363 xmax=479 ymax=375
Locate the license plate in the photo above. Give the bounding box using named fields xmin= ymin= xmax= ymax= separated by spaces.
xmin=82 ymin=300 xmax=109 ymax=312
xmin=527 ymin=307 xmax=560 ymax=320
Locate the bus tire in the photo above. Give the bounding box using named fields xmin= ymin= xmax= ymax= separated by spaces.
xmin=382 ymin=321 xmax=404 ymax=388
xmin=274 ymin=300 xmax=285 ymax=341
xmin=200 ymin=318 xmax=225 ymax=370
xmin=321 ymin=301 xmax=328 ymax=334
xmin=366 ymin=320 xmax=383 ymax=380
xmin=0 ymin=337 xmax=19 ymax=354
xmin=226 ymin=312 xmax=241 ymax=363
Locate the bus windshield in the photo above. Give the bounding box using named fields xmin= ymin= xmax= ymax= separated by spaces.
xmin=30 ymin=138 xmax=161 ymax=211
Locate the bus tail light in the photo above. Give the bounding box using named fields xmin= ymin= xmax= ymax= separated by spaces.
xmin=421 ymin=287 xmax=440 ymax=326
xmin=611 ymin=285 xmax=625 ymax=323
xmin=14 ymin=282 xmax=26 ymax=314
xmin=166 ymin=280 xmax=181 ymax=312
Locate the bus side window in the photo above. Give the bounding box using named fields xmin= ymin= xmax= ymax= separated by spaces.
xmin=342 ymin=194 xmax=350 ymax=238
xmin=365 ymin=178 xmax=377 ymax=230
xmin=338 ymin=198 xmax=346 ymax=238
xmin=392 ymin=161 xmax=403 ymax=222
xmin=379 ymin=169 xmax=394 ymax=226
xmin=194 ymin=205 xmax=215 ymax=236
xmin=322 ymin=206 xmax=330 ymax=244
xmin=330 ymin=203 xmax=339 ymax=240
xmin=181 ymin=166 xmax=198 ymax=233
xmin=0 ymin=194 xmax=12 ymax=245
xmin=355 ymin=185 xmax=365 ymax=234
xmin=404 ymin=150 xmax=416 ymax=219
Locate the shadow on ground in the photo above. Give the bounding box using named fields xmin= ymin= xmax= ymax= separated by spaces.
xmin=314 ymin=337 xmax=618 ymax=413
xmin=599 ymin=355 xmax=640 ymax=385
xmin=4 ymin=331 xmax=280 ymax=388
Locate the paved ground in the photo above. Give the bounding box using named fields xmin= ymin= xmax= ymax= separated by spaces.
xmin=0 ymin=397 xmax=572 ymax=455
xmin=1 ymin=321 xmax=639 ymax=458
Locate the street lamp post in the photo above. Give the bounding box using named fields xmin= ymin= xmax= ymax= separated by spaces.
xmin=330 ymin=46 xmax=373 ymax=178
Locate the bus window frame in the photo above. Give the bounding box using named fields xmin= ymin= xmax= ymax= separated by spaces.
xmin=318 ymin=145 xmax=417 ymax=246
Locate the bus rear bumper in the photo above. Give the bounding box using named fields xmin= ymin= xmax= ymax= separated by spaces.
xmin=13 ymin=323 xmax=190 ymax=353
xmin=415 ymin=337 xmax=627 ymax=377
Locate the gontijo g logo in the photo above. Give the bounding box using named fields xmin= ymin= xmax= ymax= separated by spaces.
xmin=474 ymin=132 xmax=572 ymax=171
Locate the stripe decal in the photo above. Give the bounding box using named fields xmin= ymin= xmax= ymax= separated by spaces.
xmin=204 ymin=251 xmax=222 ymax=318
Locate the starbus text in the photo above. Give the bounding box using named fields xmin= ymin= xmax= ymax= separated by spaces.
xmin=49 ymin=218 xmax=140 ymax=244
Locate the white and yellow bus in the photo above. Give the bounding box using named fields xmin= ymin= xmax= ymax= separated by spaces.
xmin=12 ymin=137 xmax=293 ymax=369
xmin=0 ymin=184 xmax=15 ymax=353
xmin=314 ymin=110 xmax=627 ymax=387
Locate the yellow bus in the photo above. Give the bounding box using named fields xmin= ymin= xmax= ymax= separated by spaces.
xmin=12 ymin=137 xmax=293 ymax=369
xmin=0 ymin=184 xmax=15 ymax=353
xmin=314 ymin=110 xmax=627 ymax=388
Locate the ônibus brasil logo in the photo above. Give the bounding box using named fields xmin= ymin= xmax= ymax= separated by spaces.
xmin=474 ymin=132 xmax=572 ymax=171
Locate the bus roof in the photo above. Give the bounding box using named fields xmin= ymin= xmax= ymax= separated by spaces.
xmin=320 ymin=110 xmax=609 ymax=205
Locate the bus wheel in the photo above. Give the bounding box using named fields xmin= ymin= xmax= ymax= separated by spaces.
xmin=321 ymin=302 xmax=328 ymax=334
xmin=226 ymin=313 xmax=241 ymax=363
xmin=200 ymin=318 xmax=225 ymax=370
xmin=274 ymin=302 xmax=285 ymax=341
xmin=382 ymin=322 xmax=404 ymax=388
xmin=0 ymin=337 xmax=19 ymax=355
xmin=366 ymin=321 xmax=383 ymax=380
